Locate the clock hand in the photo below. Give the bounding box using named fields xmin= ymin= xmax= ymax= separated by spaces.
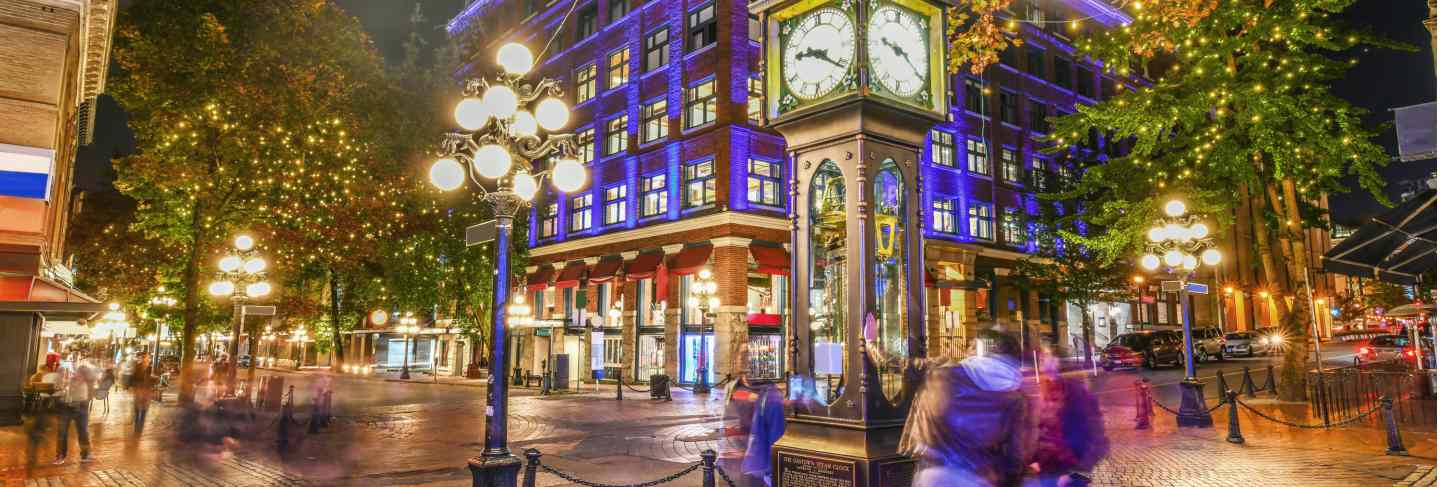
xmin=803 ymin=47 xmax=847 ymax=70
xmin=881 ymin=37 xmax=926 ymax=82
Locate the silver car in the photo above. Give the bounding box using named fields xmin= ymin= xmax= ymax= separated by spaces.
xmin=1224 ymin=331 xmax=1272 ymax=357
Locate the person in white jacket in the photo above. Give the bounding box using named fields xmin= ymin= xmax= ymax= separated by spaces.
xmin=54 ymin=351 xmax=100 ymax=464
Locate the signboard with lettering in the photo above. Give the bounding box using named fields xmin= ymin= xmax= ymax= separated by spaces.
xmin=777 ymin=452 xmax=857 ymax=487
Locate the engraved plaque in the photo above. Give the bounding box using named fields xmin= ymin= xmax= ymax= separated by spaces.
xmin=877 ymin=459 xmax=915 ymax=487
xmin=777 ymin=451 xmax=857 ymax=487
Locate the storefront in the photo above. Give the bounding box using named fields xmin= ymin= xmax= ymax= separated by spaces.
xmin=626 ymin=251 xmax=667 ymax=381
xmin=672 ymin=244 xmax=713 ymax=386
xmin=745 ymin=242 xmax=789 ymax=381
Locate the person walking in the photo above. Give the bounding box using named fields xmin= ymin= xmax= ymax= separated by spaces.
xmin=1024 ymin=353 xmax=1108 ymax=487
xmin=54 ymin=350 xmax=100 ymax=464
xmin=132 ymin=351 xmax=155 ymax=433
xmin=900 ymin=331 xmax=1031 ymax=487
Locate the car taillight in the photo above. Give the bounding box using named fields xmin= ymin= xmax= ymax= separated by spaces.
xmin=1405 ymin=349 xmax=1416 ymax=357
xmin=1359 ymin=347 xmax=1371 ymax=355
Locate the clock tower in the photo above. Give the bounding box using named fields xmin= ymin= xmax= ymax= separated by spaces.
xmin=751 ymin=0 xmax=950 ymax=486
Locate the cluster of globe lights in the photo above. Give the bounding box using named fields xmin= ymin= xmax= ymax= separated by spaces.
xmin=429 ymin=42 xmax=587 ymax=198
xmin=507 ymin=293 xmax=533 ymax=327
xmin=687 ymin=268 xmax=721 ymax=312
xmin=208 ymin=235 xmax=272 ymax=299
xmin=1139 ymin=200 xmax=1223 ymax=272
xmin=91 ymin=303 xmax=135 ymax=339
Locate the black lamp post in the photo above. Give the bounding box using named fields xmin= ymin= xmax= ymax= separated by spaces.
xmin=208 ymin=234 xmax=270 ymax=397
xmin=688 ymin=267 xmax=719 ymax=394
xmin=397 ymin=313 xmax=419 ymax=380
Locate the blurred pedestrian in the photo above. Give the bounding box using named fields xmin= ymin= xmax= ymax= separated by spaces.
xmin=901 ymin=331 xmax=1030 ymax=487
xmin=1024 ymin=353 xmax=1108 ymax=487
xmin=24 ymin=353 xmax=62 ymax=469
xmin=741 ymin=382 xmax=784 ymax=487
xmin=132 ymin=351 xmax=155 ymax=433
xmin=55 ymin=350 xmax=100 ymax=464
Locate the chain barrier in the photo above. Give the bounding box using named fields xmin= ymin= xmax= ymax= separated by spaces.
xmin=714 ymin=464 xmax=738 ymax=487
xmin=623 ymin=382 xmax=650 ymax=393
xmin=538 ymin=463 xmax=700 ymax=487
xmin=1148 ymin=396 xmax=1225 ymax=416
xmin=1235 ymin=397 xmax=1384 ymax=430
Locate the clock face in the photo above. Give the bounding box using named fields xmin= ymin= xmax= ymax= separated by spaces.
xmin=867 ymin=5 xmax=929 ymax=98
xmin=782 ymin=7 xmax=856 ymax=100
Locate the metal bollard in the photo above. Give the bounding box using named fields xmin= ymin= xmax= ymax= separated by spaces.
xmin=522 ymin=448 xmax=541 ymax=487
xmin=1216 ymin=369 xmax=1230 ymax=398
xmin=308 ymin=393 xmax=321 ymax=434
xmin=1381 ymin=397 xmax=1409 ymax=456
xmin=1225 ymin=390 xmax=1244 ymax=444
xmin=1262 ymin=365 xmax=1278 ymax=395
xmin=1241 ymin=367 xmax=1257 ymax=397
xmin=616 ymin=377 xmax=623 ymax=401
xmin=700 ymin=449 xmax=717 ymax=487
xmin=322 ymin=390 xmax=333 ymax=426
xmin=278 ymin=385 xmax=295 ymax=450
xmin=1134 ymin=379 xmax=1152 ymax=430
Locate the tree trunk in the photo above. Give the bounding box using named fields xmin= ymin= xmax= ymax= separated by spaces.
xmin=1261 ymin=180 xmax=1313 ymax=401
xmin=1080 ymin=305 xmax=1095 ymax=369
xmin=329 ymin=267 xmax=345 ymax=370
xmin=177 ymin=201 xmax=206 ymax=406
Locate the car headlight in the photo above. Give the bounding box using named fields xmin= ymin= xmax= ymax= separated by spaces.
xmin=1258 ymin=337 xmax=1269 ymax=345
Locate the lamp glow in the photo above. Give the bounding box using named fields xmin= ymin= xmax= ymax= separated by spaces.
xmin=496 ymin=43 xmax=534 ymax=75
xmin=243 ymin=257 xmax=266 ymax=274
xmin=1164 ymin=223 xmax=1188 ymax=241
xmin=1141 ymin=254 xmax=1160 ymax=270
xmin=1189 ymin=223 xmax=1209 ymax=239
xmin=1181 ymin=254 xmax=1198 ymax=270
xmin=1147 ymin=227 xmax=1164 ymax=242
xmin=455 ymin=97 xmax=490 ymax=131
xmin=1164 ymin=199 xmax=1186 ymax=217
xmin=1163 ymin=250 xmax=1184 ymax=267
xmin=1201 ymin=248 xmax=1222 ymax=266
xmin=511 ymin=171 xmax=538 ymax=201
xmin=483 ymin=85 xmax=519 ymax=119
xmin=551 ymin=158 xmax=587 ymax=193
xmin=535 ymin=98 xmax=569 ymax=131
xmin=209 ymin=281 xmax=235 ymax=296
xmin=245 ymin=282 xmax=272 ymax=298
xmin=510 ymin=110 xmax=538 ymax=137
xmin=218 ymin=255 xmax=242 ymax=272
xmin=430 ymin=157 xmax=466 ymax=190
xmin=234 ymin=235 xmax=255 ymax=251
xmin=473 ymin=144 xmax=513 ymax=179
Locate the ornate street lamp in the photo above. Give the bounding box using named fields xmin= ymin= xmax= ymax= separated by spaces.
xmin=209 ymin=234 xmax=270 ymax=397
xmin=1139 ymin=198 xmax=1221 ymax=427
xmin=687 ymin=268 xmax=720 ymax=394
xmin=429 ymin=41 xmax=587 ymax=487
xmin=289 ymin=326 xmax=307 ymax=369
xmin=149 ymin=286 xmax=176 ymax=372
xmin=396 ymin=313 xmax=420 ymax=380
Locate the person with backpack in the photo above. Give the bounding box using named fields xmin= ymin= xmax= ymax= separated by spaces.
xmin=54 ymin=350 xmax=100 ymax=464
xmin=1024 ymin=353 xmax=1108 ymax=487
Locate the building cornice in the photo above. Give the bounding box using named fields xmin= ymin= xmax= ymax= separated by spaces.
xmin=530 ymin=212 xmax=788 ymax=258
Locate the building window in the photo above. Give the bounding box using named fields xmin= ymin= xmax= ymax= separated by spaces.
xmin=999 ymin=46 xmax=1017 ymax=67
xmin=685 ymin=79 xmax=717 ymax=128
xmin=603 ymin=184 xmax=627 ymax=225
xmin=684 ymin=159 xmax=716 ymax=208
xmin=576 ymin=4 xmax=598 ymax=41
xmin=688 ymin=3 xmax=717 ymax=51
xmin=1053 ymin=56 xmax=1073 ymax=90
xmin=968 ymin=201 xmax=993 ymax=240
xmin=1029 ymin=100 xmax=1049 ymax=134
xmin=964 ymin=78 xmax=986 ymax=114
xmin=747 ymin=158 xmax=782 ymax=207
xmin=575 ymin=64 xmax=597 ymax=103
xmin=1030 ymin=156 xmax=1049 ymax=190
xmin=608 ymin=0 xmax=629 ymax=23
xmin=641 ymin=99 xmax=667 ymax=143
xmin=1001 ymin=207 xmax=1024 ymax=245
xmin=999 ymin=90 xmax=1019 ymax=125
xmin=607 ymin=48 xmax=630 ymax=89
xmin=1102 ymin=78 xmax=1117 ymax=100
xmin=605 ymin=116 xmax=628 ymax=155
xmin=1076 ymin=67 xmax=1095 ymax=98
xmin=1026 ymin=46 xmax=1045 ymax=79
xmin=644 ymin=29 xmax=668 ymax=72
xmin=747 ymin=75 xmax=764 ymax=123
xmin=576 ymin=128 xmax=595 ymax=164
xmin=932 ymin=198 xmax=957 ymax=234
xmin=571 ymin=193 xmax=594 ymax=232
xmin=749 ymin=14 xmax=765 ymax=42
xmin=931 ymin=129 xmax=955 ymax=167
xmin=540 ymin=202 xmax=558 ymax=238
xmin=641 ymin=173 xmax=668 ymax=217
xmin=966 ymin=139 xmax=990 ymax=175
xmin=1000 ymin=148 xmax=1021 ymax=183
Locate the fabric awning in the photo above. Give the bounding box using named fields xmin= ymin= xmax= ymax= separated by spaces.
xmin=0 ymin=274 xmax=105 ymax=321
xmin=625 ymin=251 xmax=665 ymax=281
xmin=526 ymin=267 xmax=554 ymax=291
xmin=1322 ymin=190 xmax=1435 ymax=285
xmin=750 ymin=243 xmax=789 ymax=275
xmin=668 ymin=244 xmax=713 ymax=276
xmin=587 ymin=256 xmax=624 ymax=283
xmin=554 ymin=261 xmax=588 ymax=288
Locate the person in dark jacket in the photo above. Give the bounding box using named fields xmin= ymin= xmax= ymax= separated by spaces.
xmin=901 ymin=331 xmax=1031 ymax=487
xmin=131 ymin=351 xmax=155 ymax=433
xmin=1024 ymin=353 xmax=1108 ymax=487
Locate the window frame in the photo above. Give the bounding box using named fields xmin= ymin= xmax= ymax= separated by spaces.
xmin=605 ymin=115 xmax=628 ymax=156
xmin=607 ymin=48 xmax=631 ymax=89
xmin=685 ymin=79 xmax=717 ymax=129
xmin=968 ymin=201 xmax=994 ymax=240
xmin=575 ymin=63 xmax=597 ymax=104
xmin=1000 ymin=147 xmax=1021 ymax=183
xmin=608 ymin=0 xmax=629 ymax=24
xmin=576 ymin=128 xmax=596 ymax=164
xmin=930 ymin=129 xmax=955 ymax=167
xmin=687 ymin=3 xmax=717 ymax=51
xmin=539 ymin=201 xmax=559 ymax=238
xmin=963 ymin=78 xmax=986 ymax=115
xmin=683 ymin=159 xmax=716 ymax=208
xmin=641 ymin=98 xmax=667 ymax=144
xmin=640 ymin=173 xmax=668 ymax=217
xmin=644 ymin=28 xmax=669 ymax=72
xmin=1000 ymin=207 xmax=1024 ymax=245
xmin=932 ymin=198 xmax=958 ymax=235
xmin=966 ymin=138 xmax=990 ymax=176
xmin=1025 ymin=46 xmax=1045 ymax=79
xmin=576 ymin=4 xmax=598 ymax=41
xmin=571 ymin=193 xmax=594 ymax=232
xmin=999 ymin=90 xmax=1019 ymax=125
xmin=747 ymin=75 xmax=764 ymax=123
xmin=746 ymin=158 xmax=782 ymax=207
xmin=1028 ymin=99 xmax=1050 ymax=134
xmin=603 ymin=184 xmax=628 ymax=226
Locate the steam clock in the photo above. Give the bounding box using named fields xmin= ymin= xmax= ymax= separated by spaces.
xmin=750 ymin=0 xmax=949 ymax=485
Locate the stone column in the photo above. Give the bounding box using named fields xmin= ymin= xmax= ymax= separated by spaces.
xmin=711 ymin=239 xmax=751 ymax=382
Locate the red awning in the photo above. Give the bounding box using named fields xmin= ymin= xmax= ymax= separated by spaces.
xmin=625 ymin=251 xmax=665 ymax=281
xmin=668 ymin=244 xmax=713 ymax=276
xmin=554 ymin=262 xmax=588 ymax=288
xmin=587 ymin=257 xmax=624 ymax=283
xmin=526 ymin=267 xmax=554 ymax=292
xmin=0 ymin=275 xmax=100 ymax=303
xmin=750 ymin=244 xmax=789 ymax=275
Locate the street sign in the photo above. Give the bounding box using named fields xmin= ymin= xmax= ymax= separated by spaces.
xmin=1185 ymin=282 xmax=1209 ymax=295
xmin=243 ymin=305 xmax=276 ymax=316
xmin=465 ymin=220 xmax=497 ymax=247
xmin=1160 ymin=280 xmax=1183 ymax=292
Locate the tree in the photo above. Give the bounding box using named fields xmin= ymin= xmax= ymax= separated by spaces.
xmin=108 ymin=0 xmax=404 ymax=403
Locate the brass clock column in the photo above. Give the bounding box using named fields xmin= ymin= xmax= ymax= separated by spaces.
xmin=751 ymin=0 xmax=950 ymax=486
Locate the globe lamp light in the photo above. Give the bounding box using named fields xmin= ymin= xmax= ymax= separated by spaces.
xmin=483 ymin=85 xmax=519 ymax=119
xmin=510 ymin=110 xmax=538 ymax=137
xmin=245 ymin=282 xmax=272 ymax=298
xmin=234 ymin=235 xmax=255 ymax=251
xmin=511 ymin=170 xmax=538 ymax=201
xmin=219 ymin=255 xmax=242 ymax=272
xmin=1181 ymin=254 xmax=1198 ymax=270
xmin=473 ymin=144 xmax=513 ymax=179
xmin=1163 ymin=250 xmax=1184 ymax=267
xmin=1201 ymin=248 xmax=1222 ymax=266
xmin=535 ymin=98 xmax=570 ymax=131
xmin=455 ymin=97 xmax=490 ymax=131
xmin=1163 ymin=199 xmax=1186 ymax=217
xmin=1189 ymin=223 xmax=1209 ymax=240
xmin=1141 ymin=254 xmax=1160 ymax=270
xmin=243 ymin=257 xmax=266 ymax=274
xmin=430 ymin=157 xmax=466 ymax=191
xmin=551 ymin=158 xmax=587 ymax=193
xmin=209 ymin=281 xmax=235 ymax=296
xmin=496 ymin=43 xmax=534 ymax=75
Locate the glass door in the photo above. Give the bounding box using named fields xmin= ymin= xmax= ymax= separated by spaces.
xmin=679 ymin=333 xmax=714 ymax=385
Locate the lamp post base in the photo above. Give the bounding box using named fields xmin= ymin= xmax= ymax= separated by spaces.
xmin=693 ymin=368 xmax=710 ymax=394
xmin=1176 ymin=378 xmax=1213 ymax=427
xmin=468 ymin=453 xmax=522 ymax=487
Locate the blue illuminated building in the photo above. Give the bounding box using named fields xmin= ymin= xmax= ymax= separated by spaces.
xmin=449 ymin=0 xmax=1139 ymax=386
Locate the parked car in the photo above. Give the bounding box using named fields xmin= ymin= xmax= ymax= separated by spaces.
xmin=1188 ymin=326 xmax=1227 ymax=362
xmin=238 ymin=354 xmax=253 ymax=368
xmin=1102 ymin=331 xmax=1184 ymax=370
xmin=1358 ymin=334 xmax=1409 ymax=363
xmin=1224 ymin=331 xmax=1268 ymax=357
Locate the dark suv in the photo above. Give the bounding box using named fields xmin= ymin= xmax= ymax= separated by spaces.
xmin=1102 ymin=331 xmax=1184 ymax=370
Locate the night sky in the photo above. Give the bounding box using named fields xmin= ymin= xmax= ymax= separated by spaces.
xmin=76 ymin=1 xmax=1436 ymax=225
